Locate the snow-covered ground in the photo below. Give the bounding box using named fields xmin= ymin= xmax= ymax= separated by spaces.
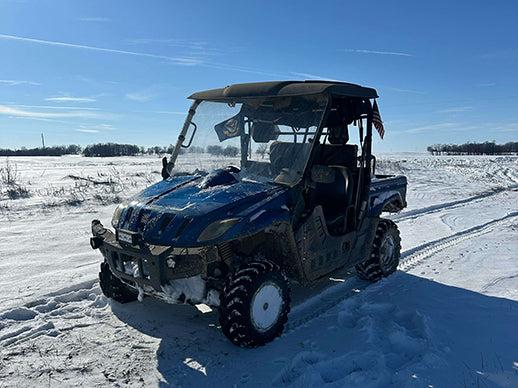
xmin=0 ymin=153 xmax=517 ymax=387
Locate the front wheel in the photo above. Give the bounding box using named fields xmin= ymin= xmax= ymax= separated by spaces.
xmin=219 ymin=260 xmax=290 ymax=348
xmin=356 ymin=219 xmax=401 ymax=282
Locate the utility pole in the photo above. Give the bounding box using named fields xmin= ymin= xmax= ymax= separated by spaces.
xmin=41 ymin=133 xmax=45 ymax=149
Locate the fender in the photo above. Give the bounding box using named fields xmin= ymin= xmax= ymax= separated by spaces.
xmin=240 ymin=208 xmax=291 ymax=236
xmin=367 ymin=191 xmax=405 ymax=216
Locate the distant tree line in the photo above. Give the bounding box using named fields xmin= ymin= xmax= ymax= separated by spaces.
xmin=82 ymin=143 xmax=141 ymax=157
xmin=206 ymin=145 xmax=239 ymax=157
xmin=427 ymin=141 xmax=518 ymax=155
xmin=0 ymin=143 xmax=241 ymax=157
xmin=0 ymin=145 xmax=82 ymax=157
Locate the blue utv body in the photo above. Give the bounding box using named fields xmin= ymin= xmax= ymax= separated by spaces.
xmin=118 ymin=171 xmax=290 ymax=248
xmin=91 ymin=81 xmax=407 ymax=347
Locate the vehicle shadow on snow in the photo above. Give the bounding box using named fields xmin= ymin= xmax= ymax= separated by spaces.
xmin=107 ymin=270 xmax=362 ymax=386
xmin=110 ymin=272 xmax=518 ymax=387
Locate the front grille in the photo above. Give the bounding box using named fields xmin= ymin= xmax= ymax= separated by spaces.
xmin=175 ymin=217 xmax=192 ymax=238
xmin=137 ymin=210 xmax=151 ymax=232
xmin=110 ymin=251 xmax=151 ymax=280
xmin=164 ymin=254 xmax=203 ymax=279
xmin=158 ymin=215 xmax=174 ymax=237
xmin=124 ymin=207 xmax=134 ymax=225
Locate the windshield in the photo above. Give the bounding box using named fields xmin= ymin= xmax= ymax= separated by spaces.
xmin=172 ymin=96 xmax=327 ymax=186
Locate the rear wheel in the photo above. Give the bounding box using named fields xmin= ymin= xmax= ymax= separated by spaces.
xmin=356 ymin=219 xmax=401 ymax=281
xmin=219 ymin=259 xmax=290 ymax=348
xmin=99 ymin=261 xmax=138 ymax=303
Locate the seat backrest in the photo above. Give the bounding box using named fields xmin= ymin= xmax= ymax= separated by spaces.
xmin=317 ymin=144 xmax=358 ymax=169
xmin=269 ymin=142 xmax=312 ymax=171
xmin=314 ymin=165 xmax=353 ymax=217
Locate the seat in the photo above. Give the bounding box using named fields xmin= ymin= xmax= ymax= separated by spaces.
xmin=317 ymin=144 xmax=358 ymax=170
xmin=269 ymin=142 xmax=312 ymax=172
xmin=313 ymin=165 xmax=354 ymax=235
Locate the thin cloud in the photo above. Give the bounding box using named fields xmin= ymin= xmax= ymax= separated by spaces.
xmin=0 ymin=33 xmax=282 ymax=75
xmin=80 ymin=17 xmax=111 ymax=22
xmin=12 ymin=116 xmax=65 ymax=123
xmin=136 ymin=110 xmax=185 ymax=115
xmin=0 ymin=34 xmax=203 ymax=66
xmin=391 ymin=88 xmax=425 ymax=94
xmin=128 ymin=37 xmax=209 ymax=48
xmin=197 ymin=62 xmax=284 ymax=78
xmin=90 ymin=123 xmax=116 ymax=131
xmin=291 ymin=72 xmax=340 ymax=82
xmin=341 ymin=49 xmax=413 ymax=57
xmin=45 ymin=97 xmax=96 ymax=103
xmin=127 ymin=38 xmax=221 ymax=58
xmin=405 ymin=123 xmax=455 ymax=134
xmin=13 ymin=104 xmax=100 ymax=111
xmin=125 ymin=92 xmax=154 ymax=102
xmin=498 ymin=123 xmax=518 ymax=132
xmin=0 ymin=79 xmax=41 ymax=86
xmin=126 ymin=38 xmax=223 ymax=62
xmin=96 ymin=124 xmax=116 ymax=130
xmin=439 ymin=106 xmax=472 ymax=113
xmin=0 ymin=105 xmax=100 ymax=119
xmin=76 ymin=124 xmax=115 ymax=133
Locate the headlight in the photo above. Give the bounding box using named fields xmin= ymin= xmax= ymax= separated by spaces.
xmin=197 ymin=218 xmax=241 ymax=242
xmin=111 ymin=202 xmax=127 ymax=228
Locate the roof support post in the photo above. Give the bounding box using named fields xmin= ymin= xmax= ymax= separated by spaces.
xmin=162 ymin=100 xmax=201 ymax=179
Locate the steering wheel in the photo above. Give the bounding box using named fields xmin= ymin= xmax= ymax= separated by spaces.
xmin=225 ymin=165 xmax=241 ymax=174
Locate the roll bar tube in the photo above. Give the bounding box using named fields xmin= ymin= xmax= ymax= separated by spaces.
xmin=355 ymin=104 xmax=373 ymax=226
xmin=162 ymin=100 xmax=202 ymax=179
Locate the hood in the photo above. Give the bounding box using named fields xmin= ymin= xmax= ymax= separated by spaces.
xmin=116 ymin=169 xmax=289 ymax=246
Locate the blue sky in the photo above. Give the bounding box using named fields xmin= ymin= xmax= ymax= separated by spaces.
xmin=0 ymin=0 xmax=517 ymax=152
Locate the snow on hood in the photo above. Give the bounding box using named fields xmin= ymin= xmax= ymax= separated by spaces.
xmin=140 ymin=174 xmax=281 ymax=217
xmin=118 ymin=172 xmax=287 ymax=245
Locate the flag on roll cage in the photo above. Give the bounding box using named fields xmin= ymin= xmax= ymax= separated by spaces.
xmin=372 ymin=100 xmax=385 ymax=139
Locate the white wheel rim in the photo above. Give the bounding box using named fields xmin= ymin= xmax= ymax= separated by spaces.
xmin=381 ymin=235 xmax=395 ymax=269
xmin=250 ymin=281 xmax=283 ymax=332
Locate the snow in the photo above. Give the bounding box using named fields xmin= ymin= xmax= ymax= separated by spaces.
xmin=0 ymin=153 xmax=517 ymax=387
xmin=161 ymin=276 xmax=206 ymax=304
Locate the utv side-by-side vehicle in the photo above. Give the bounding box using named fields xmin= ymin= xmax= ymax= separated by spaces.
xmin=91 ymin=80 xmax=407 ymax=347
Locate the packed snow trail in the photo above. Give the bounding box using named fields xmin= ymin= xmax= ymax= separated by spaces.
xmin=391 ymin=184 xmax=518 ymax=222
xmin=399 ymin=211 xmax=518 ymax=271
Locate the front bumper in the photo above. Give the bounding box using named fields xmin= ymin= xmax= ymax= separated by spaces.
xmin=91 ymin=220 xmax=220 ymax=294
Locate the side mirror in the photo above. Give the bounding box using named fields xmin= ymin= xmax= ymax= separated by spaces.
xmin=161 ymin=157 xmax=171 ymax=179
xmin=311 ymin=165 xmax=335 ymax=184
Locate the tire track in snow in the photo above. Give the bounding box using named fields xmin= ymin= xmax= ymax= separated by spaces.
xmin=390 ymin=185 xmax=518 ymax=223
xmin=482 ymin=273 xmax=518 ymax=290
xmin=285 ymin=277 xmax=363 ymax=332
xmin=398 ymin=211 xmax=518 ymax=271
xmin=285 ymin=211 xmax=518 ymax=332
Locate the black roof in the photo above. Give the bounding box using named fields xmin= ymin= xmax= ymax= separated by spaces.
xmin=188 ymin=80 xmax=378 ymax=101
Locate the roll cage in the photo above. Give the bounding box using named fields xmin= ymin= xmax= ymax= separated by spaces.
xmin=162 ymin=80 xmax=378 ymax=227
